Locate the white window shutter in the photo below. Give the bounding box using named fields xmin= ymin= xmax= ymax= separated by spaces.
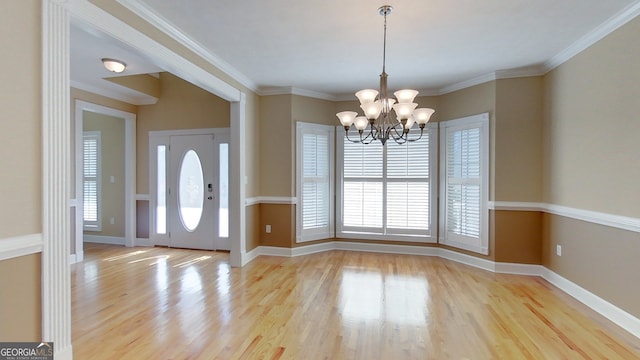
xmin=440 ymin=113 xmax=489 ymax=254
xmin=296 ymin=122 xmax=334 ymax=242
xmin=83 ymin=131 xmax=101 ymax=231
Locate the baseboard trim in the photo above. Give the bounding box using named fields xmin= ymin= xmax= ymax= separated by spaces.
xmin=0 ymin=233 xmax=43 ymax=261
xmin=541 ymin=268 xmax=640 ymax=339
xmin=135 ymin=238 xmax=154 ymax=247
xmin=241 ymin=242 xmax=640 ymax=339
xmin=83 ymin=235 xmax=125 ymax=245
xmin=242 ymin=246 xmax=261 ymax=265
xmin=494 ymin=262 xmax=544 ymax=276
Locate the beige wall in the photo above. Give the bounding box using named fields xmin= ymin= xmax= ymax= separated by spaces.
xmin=543 ymin=16 xmax=640 ymax=217
xmin=541 ymin=16 xmax=640 ymax=318
xmin=137 ymin=72 xmax=230 ymax=194
xmin=259 ymin=95 xmax=293 ymax=197
xmin=495 ymin=77 xmax=543 ymax=202
xmin=83 ymin=111 xmax=126 ymax=237
xmin=0 ymin=0 xmax=42 ymax=341
xmin=0 ymin=254 xmax=42 ymax=341
xmin=0 ymin=0 xmax=41 ymax=239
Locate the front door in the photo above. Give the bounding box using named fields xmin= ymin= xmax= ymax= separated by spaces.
xmin=168 ymin=134 xmax=216 ymax=250
xmin=167 ymin=134 xmax=230 ymax=250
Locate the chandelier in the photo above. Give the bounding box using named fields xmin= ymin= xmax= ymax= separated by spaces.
xmin=336 ymin=5 xmax=435 ymax=145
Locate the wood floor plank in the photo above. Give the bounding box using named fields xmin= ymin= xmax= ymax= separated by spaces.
xmin=71 ymin=244 xmax=640 ymax=359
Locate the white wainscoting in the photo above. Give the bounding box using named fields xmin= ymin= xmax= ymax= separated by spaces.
xmin=0 ymin=233 xmax=43 ymax=261
xmin=489 ymin=201 xmax=640 ymax=233
xmin=245 ymin=196 xmax=297 ymax=206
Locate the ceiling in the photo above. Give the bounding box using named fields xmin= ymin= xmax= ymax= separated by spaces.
xmin=71 ymin=0 xmax=640 ymax=102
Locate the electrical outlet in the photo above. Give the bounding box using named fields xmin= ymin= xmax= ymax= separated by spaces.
xmin=266 ymin=225 xmax=271 ymax=233
xmin=556 ymin=245 xmax=562 ymax=256
xmin=110 ymin=217 xmax=115 ymax=225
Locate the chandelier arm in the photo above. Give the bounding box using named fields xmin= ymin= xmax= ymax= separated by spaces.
xmin=345 ymin=130 xmax=365 ymax=144
xmin=389 ymin=123 xmax=406 ymax=139
xmin=405 ymin=128 xmax=425 ymax=142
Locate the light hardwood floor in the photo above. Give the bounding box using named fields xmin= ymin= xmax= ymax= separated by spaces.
xmin=71 ymin=244 xmax=640 ymax=359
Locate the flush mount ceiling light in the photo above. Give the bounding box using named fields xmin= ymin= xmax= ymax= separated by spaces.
xmin=336 ymin=5 xmax=435 ymax=145
xmin=101 ymin=58 xmax=127 ymax=73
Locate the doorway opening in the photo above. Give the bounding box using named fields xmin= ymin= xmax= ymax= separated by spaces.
xmin=73 ymin=101 xmax=136 ymax=262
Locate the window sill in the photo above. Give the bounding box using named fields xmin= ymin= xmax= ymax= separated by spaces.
xmin=337 ymin=231 xmax=436 ymax=243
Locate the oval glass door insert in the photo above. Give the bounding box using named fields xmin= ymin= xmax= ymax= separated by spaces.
xmin=178 ymin=150 xmax=204 ymax=232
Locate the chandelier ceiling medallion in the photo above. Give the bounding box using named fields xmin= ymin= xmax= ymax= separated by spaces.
xmin=336 ymin=5 xmax=435 ymax=145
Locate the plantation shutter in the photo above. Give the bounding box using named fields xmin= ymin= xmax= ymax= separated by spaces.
xmin=83 ymin=132 xmax=101 ymax=230
xmin=342 ymin=137 xmax=383 ymax=230
xmin=296 ymin=122 xmax=334 ymax=242
xmin=386 ymin=131 xmax=430 ymax=232
xmin=440 ymin=113 xmax=489 ymax=254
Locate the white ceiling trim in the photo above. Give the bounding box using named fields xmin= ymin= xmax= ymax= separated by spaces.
xmin=258 ymin=87 xmax=338 ymax=102
xmin=117 ymin=0 xmax=640 ymax=101
xmin=71 ymin=80 xmax=159 ymax=105
xmin=544 ymin=0 xmax=640 ymax=71
xmin=117 ymin=0 xmax=258 ymax=93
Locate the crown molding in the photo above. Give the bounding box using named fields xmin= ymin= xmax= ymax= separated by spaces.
xmin=435 ymin=72 xmax=498 ymax=95
xmin=258 ymin=86 xmax=337 ymax=101
xmin=117 ymin=0 xmax=258 ymax=93
xmin=544 ymin=0 xmax=640 ymax=72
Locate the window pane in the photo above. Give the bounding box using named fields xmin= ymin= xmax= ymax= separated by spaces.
xmin=445 ymin=126 xmax=482 ymax=239
xmin=387 ymin=181 xmax=429 ymax=230
xmin=387 ymin=133 xmax=429 ymax=178
xmin=446 ymin=183 xmax=480 ymax=237
xmin=447 ymin=128 xmax=480 ymax=179
xmin=178 ymin=150 xmax=204 ymax=232
xmin=303 ymin=181 xmax=329 ymax=229
xmin=219 ymin=143 xmax=229 ymax=238
xmin=302 ymin=132 xmax=330 ymax=230
xmin=344 ymin=138 xmax=382 ymax=178
xmin=83 ymin=138 xmax=98 ymax=177
xmin=156 ymin=145 xmax=167 ymax=234
xmin=83 ymin=180 xmax=97 ymax=222
xmin=343 ymin=181 xmax=383 ymax=228
xmin=83 ymin=134 xmax=100 ymax=229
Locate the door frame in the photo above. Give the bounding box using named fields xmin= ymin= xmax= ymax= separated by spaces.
xmin=148 ymin=128 xmax=230 ymax=249
xmin=74 ymin=101 xmax=137 ymax=262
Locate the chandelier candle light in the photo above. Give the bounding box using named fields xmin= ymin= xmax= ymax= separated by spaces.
xmin=336 ymin=5 xmax=435 ymax=145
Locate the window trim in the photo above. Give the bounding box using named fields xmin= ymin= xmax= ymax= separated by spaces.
xmin=83 ymin=131 xmax=102 ymax=232
xmin=438 ymin=113 xmax=490 ymax=255
xmin=295 ymin=122 xmax=335 ymax=243
xmin=336 ymin=123 xmax=438 ymax=243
